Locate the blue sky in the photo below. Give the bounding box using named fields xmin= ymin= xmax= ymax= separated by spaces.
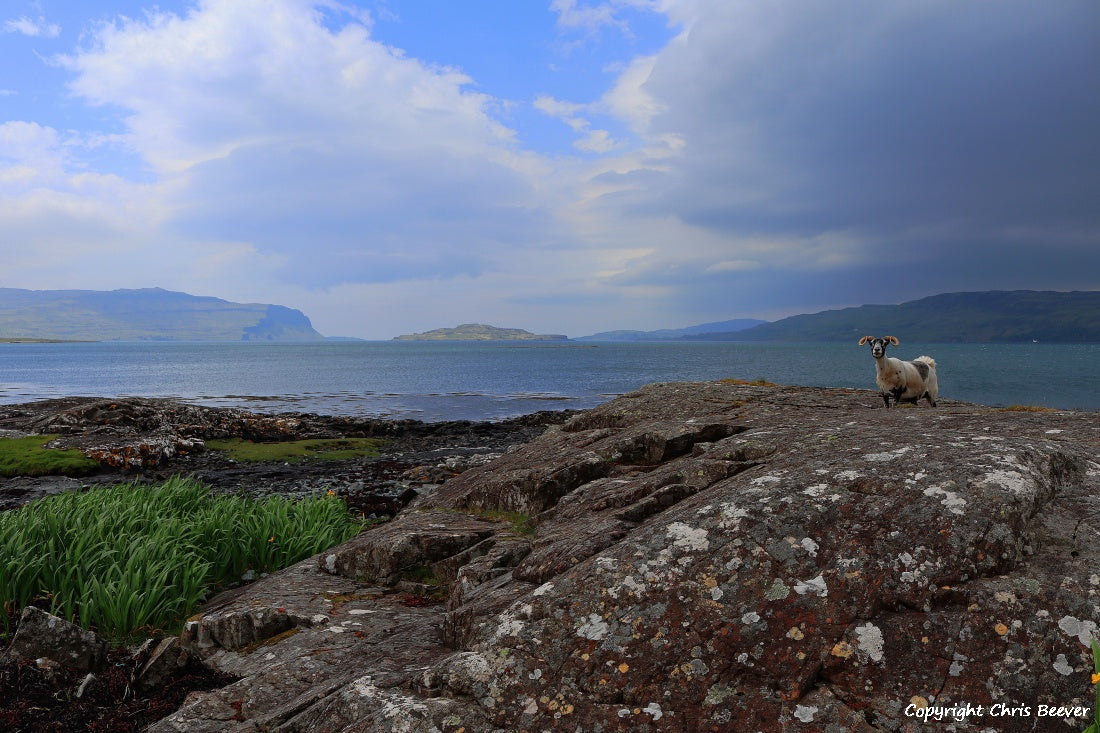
xmin=2 ymin=0 xmax=1098 ymax=339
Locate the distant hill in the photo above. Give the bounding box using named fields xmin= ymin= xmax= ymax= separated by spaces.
xmin=577 ymin=318 xmax=767 ymax=341
xmin=394 ymin=324 xmax=568 ymax=341
xmin=0 ymin=287 xmax=324 ymax=341
xmin=699 ymin=290 xmax=1100 ymax=343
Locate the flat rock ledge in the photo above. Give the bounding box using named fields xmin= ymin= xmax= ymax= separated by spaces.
xmin=150 ymin=382 xmax=1100 ymax=732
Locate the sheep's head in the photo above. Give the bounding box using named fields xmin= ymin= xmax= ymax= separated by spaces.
xmin=858 ymin=335 xmax=899 ymax=358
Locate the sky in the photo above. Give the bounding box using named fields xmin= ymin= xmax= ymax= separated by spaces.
xmin=2 ymin=0 xmax=1098 ymax=339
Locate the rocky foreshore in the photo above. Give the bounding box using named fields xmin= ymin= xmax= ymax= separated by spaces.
xmin=3 ymin=383 xmax=1100 ymax=732
xmin=0 ymin=396 xmax=570 ymax=512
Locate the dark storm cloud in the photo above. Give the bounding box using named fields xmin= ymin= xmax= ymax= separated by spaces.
xmin=625 ymin=0 xmax=1100 ymax=293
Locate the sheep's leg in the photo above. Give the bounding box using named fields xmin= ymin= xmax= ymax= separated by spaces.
xmin=924 ymin=392 xmax=937 ymax=407
xmin=881 ymin=392 xmax=892 ymax=408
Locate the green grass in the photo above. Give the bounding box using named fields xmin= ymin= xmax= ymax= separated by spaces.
xmin=478 ymin=509 xmax=537 ymax=537
xmin=205 ymin=437 xmax=383 ymax=462
xmin=1086 ymin=638 xmax=1100 ymax=733
xmin=0 ymin=476 xmax=363 ymax=637
xmin=0 ymin=434 xmax=100 ymax=477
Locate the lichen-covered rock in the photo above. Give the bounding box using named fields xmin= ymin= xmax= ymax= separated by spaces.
xmin=2 ymin=606 xmax=108 ymax=672
xmin=148 ymin=382 xmax=1100 ymax=732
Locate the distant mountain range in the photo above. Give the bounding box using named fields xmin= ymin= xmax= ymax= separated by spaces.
xmin=394 ymin=324 xmax=567 ymax=341
xmin=697 ymin=290 xmax=1100 ymax=343
xmin=576 ymin=318 xmax=766 ymax=341
xmin=0 ymin=288 xmax=324 ymax=342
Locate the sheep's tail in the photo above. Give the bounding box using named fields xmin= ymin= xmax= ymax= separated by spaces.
xmin=914 ymin=355 xmax=937 ymax=370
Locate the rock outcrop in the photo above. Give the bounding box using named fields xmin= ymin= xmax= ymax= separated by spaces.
xmin=138 ymin=382 xmax=1099 ymax=731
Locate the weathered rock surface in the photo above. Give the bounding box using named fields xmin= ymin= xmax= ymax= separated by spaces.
xmin=136 ymin=381 xmax=1100 ymax=732
xmin=2 ymin=606 xmax=108 ymax=672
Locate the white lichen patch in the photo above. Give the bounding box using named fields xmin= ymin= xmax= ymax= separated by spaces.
xmin=577 ymin=613 xmax=610 ymax=641
xmin=347 ymin=608 xmax=374 ymax=615
xmin=643 ymin=702 xmax=664 ymax=720
xmin=718 ymin=502 xmax=749 ymax=530
xmin=667 ymin=522 xmax=710 ymax=552
xmin=923 ymin=486 xmax=967 ymax=515
xmin=492 ymin=607 xmax=528 ymax=642
xmin=794 ymin=705 xmax=818 ymax=723
xmin=801 ymin=538 xmax=819 ymax=557
xmin=834 ymin=470 xmax=861 ymax=482
xmin=794 ymin=574 xmax=828 ymax=597
xmin=854 ymin=623 xmax=885 ymax=662
xmin=863 ymin=447 xmax=912 ymax=462
xmin=976 ymin=461 xmax=1034 ymax=497
xmin=532 ymin=582 xmax=555 ymax=596
xmin=1057 ymin=615 xmax=1099 ymax=647
xmin=1053 ymin=654 xmax=1074 ymax=676
xmin=741 ymin=611 xmax=761 ymax=624
xmin=802 ymin=484 xmax=829 ymax=498
xmin=750 ymin=474 xmax=783 ymax=486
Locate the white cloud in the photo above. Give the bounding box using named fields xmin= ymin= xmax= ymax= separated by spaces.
xmin=3 ymin=15 xmax=61 ymax=38
xmin=2 ymin=0 xmax=1096 ymax=337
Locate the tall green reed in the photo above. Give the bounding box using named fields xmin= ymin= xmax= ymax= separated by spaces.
xmin=0 ymin=476 xmax=362 ymax=637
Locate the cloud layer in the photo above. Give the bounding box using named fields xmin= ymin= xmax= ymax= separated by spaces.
xmin=1 ymin=0 xmax=1097 ymax=337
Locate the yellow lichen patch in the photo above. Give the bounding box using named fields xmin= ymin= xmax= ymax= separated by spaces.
xmin=910 ymin=696 xmax=929 ymax=710
xmin=561 ymin=703 xmax=575 ymax=715
xmin=702 ymin=575 xmax=718 ymax=589
xmin=831 ymin=641 xmax=854 ymax=659
xmin=618 ymin=662 xmax=630 ymax=674
xmin=994 ymin=622 xmax=1009 ymax=636
xmin=787 ymin=626 xmax=805 ymax=641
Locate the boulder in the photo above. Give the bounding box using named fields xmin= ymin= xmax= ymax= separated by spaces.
xmin=2 ymin=606 xmax=108 ymax=672
xmin=148 ymin=382 xmax=1100 ymax=732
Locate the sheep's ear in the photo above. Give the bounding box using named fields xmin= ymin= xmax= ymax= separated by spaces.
xmin=885 ymin=336 xmax=899 ymax=346
xmin=858 ymin=336 xmax=872 ymax=345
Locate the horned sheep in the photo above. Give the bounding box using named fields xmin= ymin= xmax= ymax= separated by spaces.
xmin=858 ymin=335 xmax=938 ymax=408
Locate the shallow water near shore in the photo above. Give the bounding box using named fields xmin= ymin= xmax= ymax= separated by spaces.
xmin=1 ymin=340 xmax=1097 ymax=420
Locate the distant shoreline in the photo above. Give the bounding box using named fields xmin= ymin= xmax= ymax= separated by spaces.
xmin=0 ymin=338 xmax=98 ymax=344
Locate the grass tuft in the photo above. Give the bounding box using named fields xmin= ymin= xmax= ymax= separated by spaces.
xmin=205 ymin=437 xmax=382 ymax=463
xmin=0 ymin=476 xmax=363 ymax=638
xmin=998 ymin=405 xmax=1058 ymax=413
xmin=0 ymin=435 xmax=100 ymax=477
xmin=720 ymin=377 xmax=780 ymax=388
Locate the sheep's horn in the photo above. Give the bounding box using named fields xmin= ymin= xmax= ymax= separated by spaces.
xmin=885 ymin=336 xmax=899 ymax=346
xmin=858 ymin=336 xmax=873 ymax=345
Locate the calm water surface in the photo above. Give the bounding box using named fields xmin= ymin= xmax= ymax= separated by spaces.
xmin=1 ymin=341 xmax=1096 ymax=421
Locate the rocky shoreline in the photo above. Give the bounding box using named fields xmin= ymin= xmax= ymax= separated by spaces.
xmin=3 ymin=385 xmax=1100 ymax=732
xmin=0 ymin=396 xmax=573 ymax=512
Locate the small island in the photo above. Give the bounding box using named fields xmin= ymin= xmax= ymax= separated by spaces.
xmin=393 ymin=323 xmax=568 ymax=341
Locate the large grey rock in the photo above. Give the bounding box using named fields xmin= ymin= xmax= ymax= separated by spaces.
xmin=149 ymin=382 xmax=1100 ymax=732
xmin=2 ymin=606 xmax=108 ymax=672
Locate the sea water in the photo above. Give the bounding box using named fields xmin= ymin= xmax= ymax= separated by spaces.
xmin=1 ymin=340 xmax=1096 ymax=421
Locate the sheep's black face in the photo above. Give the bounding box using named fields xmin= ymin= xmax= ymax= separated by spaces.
xmin=868 ymin=338 xmax=888 ymax=358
